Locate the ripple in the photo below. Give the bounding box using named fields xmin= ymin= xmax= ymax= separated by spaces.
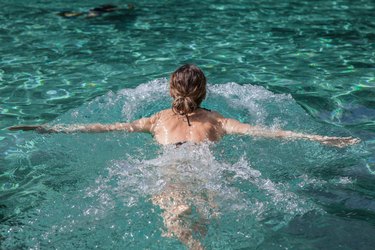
xmin=1 ymin=0 xmax=374 ymax=248
xmin=45 ymin=89 xmax=71 ymax=100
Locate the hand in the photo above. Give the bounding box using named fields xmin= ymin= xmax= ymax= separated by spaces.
xmin=316 ymin=136 xmax=360 ymax=148
xmin=8 ymin=125 xmax=58 ymax=133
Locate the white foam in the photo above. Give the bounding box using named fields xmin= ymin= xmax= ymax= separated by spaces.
xmin=83 ymin=141 xmax=316 ymax=227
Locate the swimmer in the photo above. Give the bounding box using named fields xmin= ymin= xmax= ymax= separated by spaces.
xmin=87 ymin=4 xmax=119 ymax=18
xmin=57 ymin=4 xmax=134 ymax=18
xmin=9 ymin=64 xmax=360 ymax=148
xmin=8 ymin=64 xmax=360 ymax=249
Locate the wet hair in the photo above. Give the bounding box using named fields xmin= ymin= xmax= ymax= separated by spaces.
xmin=170 ymin=64 xmax=207 ymax=118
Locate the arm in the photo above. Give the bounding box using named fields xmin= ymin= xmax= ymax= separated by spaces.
xmin=8 ymin=114 xmax=159 ymax=134
xmin=221 ymin=118 xmax=360 ymax=148
xmin=52 ymin=117 xmax=155 ymax=133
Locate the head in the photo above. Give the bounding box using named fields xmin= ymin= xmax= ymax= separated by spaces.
xmin=170 ymin=64 xmax=207 ymax=115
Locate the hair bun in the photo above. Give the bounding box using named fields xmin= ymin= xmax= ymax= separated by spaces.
xmin=172 ymin=95 xmax=197 ymax=115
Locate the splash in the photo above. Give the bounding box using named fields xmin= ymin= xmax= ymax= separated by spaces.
xmin=85 ymin=142 xmax=318 ymax=229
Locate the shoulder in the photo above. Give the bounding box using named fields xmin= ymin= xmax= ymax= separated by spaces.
xmin=199 ymin=109 xmax=227 ymax=127
xmin=156 ymin=109 xmax=173 ymax=118
xmin=149 ymin=109 xmax=172 ymax=122
xmin=202 ymin=110 xmax=245 ymax=131
xmin=202 ymin=109 xmax=225 ymax=120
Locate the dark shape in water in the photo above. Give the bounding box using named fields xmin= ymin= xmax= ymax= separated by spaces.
xmin=57 ymin=4 xmax=135 ymax=19
xmin=87 ymin=4 xmax=119 ymax=18
xmin=8 ymin=125 xmax=53 ymax=133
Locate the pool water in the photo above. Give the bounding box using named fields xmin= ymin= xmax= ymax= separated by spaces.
xmin=1 ymin=0 xmax=374 ymax=249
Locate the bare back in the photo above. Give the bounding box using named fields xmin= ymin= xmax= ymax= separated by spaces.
xmin=151 ymin=108 xmax=225 ymax=145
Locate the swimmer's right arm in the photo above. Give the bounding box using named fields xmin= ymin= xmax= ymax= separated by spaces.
xmin=8 ymin=114 xmax=159 ymax=134
xmin=9 ymin=123 xmax=138 ymax=133
xmin=221 ymin=118 xmax=360 ymax=148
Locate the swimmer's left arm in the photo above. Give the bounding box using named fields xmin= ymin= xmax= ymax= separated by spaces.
xmin=221 ymin=118 xmax=360 ymax=148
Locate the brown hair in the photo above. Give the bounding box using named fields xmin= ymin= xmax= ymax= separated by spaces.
xmin=170 ymin=64 xmax=207 ymax=117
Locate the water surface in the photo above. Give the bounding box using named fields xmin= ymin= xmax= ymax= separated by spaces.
xmin=1 ymin=0 xmax=374 ymax=249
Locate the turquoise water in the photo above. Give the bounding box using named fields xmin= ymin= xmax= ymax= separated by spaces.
xmin=1 ymin=0 xmax=374 ymax=249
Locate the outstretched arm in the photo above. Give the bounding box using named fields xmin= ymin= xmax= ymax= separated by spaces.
xmin=8 ymin=114 xmax=159 ymax=134
xmin=221 ymin=118 xmax=360 ymax=148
